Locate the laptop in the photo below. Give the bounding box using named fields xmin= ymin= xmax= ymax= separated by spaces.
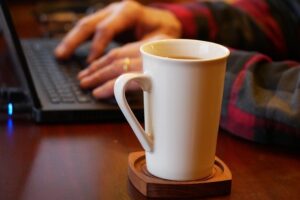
xmin=0 ymin=0 xmax=143 ymax=123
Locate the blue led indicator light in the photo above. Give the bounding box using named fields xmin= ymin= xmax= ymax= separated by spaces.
xmin=8 ymin=102 xmax=13 ymax=116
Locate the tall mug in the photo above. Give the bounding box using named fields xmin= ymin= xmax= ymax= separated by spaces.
xmin=114 ymin=39 xmax=229 ymax=181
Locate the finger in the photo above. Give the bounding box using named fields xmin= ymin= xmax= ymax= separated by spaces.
xmin=55 ymin=8 xmax=110 ymax=59
xmin=78 ymin=48 xmax=119 ymax=80
xmin=87 ymin=16 xmax=116 ymax=63
xmin=92 ymin=78 xmax=115 ymax=99
xmin=87 ymin=3 xmax=141 ymax=62
xmin=92 ymin=77 xmax=140 ymax=99
xmin=78 ymin=41 xmax=143 ymax=79
xmin=80 ymin=58 xmax=141 ymax=89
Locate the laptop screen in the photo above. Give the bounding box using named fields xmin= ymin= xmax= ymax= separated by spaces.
xmin=0 ymin=0 xmax=40 ymax=108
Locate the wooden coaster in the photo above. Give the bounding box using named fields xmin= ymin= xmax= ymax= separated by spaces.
xmin=128 ymin=151 xmax=232 ymax=198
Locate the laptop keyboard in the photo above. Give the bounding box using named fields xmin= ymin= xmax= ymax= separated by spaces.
xmin=22 ymin=40 xmax=95 ymax=104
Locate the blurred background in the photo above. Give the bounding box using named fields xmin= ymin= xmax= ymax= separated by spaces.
xmin=7 ymin=0 xmax=191 ymax=38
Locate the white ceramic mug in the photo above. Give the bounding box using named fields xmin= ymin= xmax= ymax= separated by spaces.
xmin=114 ymin=39 xmax=229 ymax=181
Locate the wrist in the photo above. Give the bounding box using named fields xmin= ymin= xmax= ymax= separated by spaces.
xmin=142 ymin=6 xmax=182 ymax=38
xmin=150 ymin=3 xmax=197 ymax=39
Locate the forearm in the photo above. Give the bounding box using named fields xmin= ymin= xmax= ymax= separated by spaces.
xmin=221 ymin=49 xmax=300 ymax=147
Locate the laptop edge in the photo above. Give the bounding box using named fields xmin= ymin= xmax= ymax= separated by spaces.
xmin=0 ymin=0 xmax=143 ymax=123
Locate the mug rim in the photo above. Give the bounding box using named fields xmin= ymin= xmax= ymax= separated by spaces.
xmin=140 ymin=39 xmax=230 ymax=62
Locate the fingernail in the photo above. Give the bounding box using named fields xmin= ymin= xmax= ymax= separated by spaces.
xmin=93 ymin=88 xmax=106 ymax=99
xmin=79 ymin=77 xmax=89 ymax=88
xmin=55 ymin=45 xmax=66 ymax=57
xmin=78 ymin=69 xmax=88 ymax=79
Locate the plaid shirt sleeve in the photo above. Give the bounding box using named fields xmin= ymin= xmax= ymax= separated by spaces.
xmin=153 ymin=0 xmax=300 ymax=147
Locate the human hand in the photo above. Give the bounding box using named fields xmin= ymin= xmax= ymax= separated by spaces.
xmin=77 ymin=34 xmax=171 ymax=99
xmin=54 ymin=0 xmax=181 ymax=99
xmin=54 ymin=0 xmax=181 ymax=62
xmin=55 ymin=1 xmax=181 ymax=98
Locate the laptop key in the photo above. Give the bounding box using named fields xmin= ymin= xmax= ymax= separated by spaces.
xmin=22 ymin=40 xmax=96 ymax=104
xmin=62 ymin=97 xmax=75 ymax=103
xmin=76 ymin=95 xmax=91 ymax=103
xmin=50 ymin=97 xmax=60 ymax=103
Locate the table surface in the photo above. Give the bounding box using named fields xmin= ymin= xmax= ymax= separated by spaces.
xmin=0 ymin=2 xmax=299 ymax=200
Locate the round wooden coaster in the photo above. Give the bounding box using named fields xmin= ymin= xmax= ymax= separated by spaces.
xmin=128 ymin=151 xmax=232 ymax=198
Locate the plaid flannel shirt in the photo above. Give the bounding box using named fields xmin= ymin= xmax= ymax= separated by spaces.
xmin=154 ymin=0 xmax=300 ymax=147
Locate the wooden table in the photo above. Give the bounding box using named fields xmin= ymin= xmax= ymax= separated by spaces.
xmin=0 ymin=2 xmax=299 ymax=200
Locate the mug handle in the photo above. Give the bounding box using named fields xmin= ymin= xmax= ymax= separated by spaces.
xmin=114 ymin=73 xmax=153 ymax=152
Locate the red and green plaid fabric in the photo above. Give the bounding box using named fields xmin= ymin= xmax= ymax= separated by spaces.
xmin=153 ymin=0 xmax=300 ymax=147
